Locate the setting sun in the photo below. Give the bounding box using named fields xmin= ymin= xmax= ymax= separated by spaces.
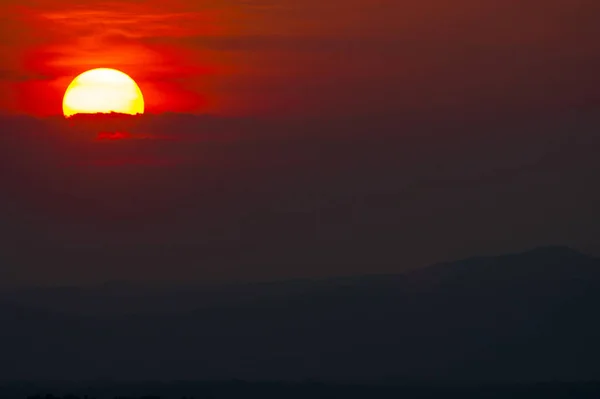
xmin=63 ymin=68 xmax=144 ymax=117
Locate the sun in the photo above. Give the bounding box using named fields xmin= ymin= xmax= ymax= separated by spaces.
xmin=63 ymin=68 xmax=144 ymax=117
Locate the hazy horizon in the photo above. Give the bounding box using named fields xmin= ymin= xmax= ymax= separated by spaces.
xmin=1 ymin=0 xmax=599 ymax=387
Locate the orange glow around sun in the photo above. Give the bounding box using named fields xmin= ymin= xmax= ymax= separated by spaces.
xmin=63 ymin=68 xmax=145 ymax=117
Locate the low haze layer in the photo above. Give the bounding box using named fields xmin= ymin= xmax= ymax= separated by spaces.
xmin=0 ymin=110 xmax=599 ymax=286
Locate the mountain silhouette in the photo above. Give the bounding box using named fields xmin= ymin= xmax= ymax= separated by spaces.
xmin=1 ymin=246 xmax=600 ymax=382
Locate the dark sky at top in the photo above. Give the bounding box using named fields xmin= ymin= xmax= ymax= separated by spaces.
xmin=0 ymin=0 xmax=598 ymax=286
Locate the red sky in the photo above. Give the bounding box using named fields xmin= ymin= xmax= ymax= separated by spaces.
xmin=0 ymin=0 xmax=599 ymax=286
xmin=1 ymin=0 xmax=598 ymax=117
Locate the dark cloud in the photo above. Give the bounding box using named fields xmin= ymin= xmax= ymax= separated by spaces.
xmin=0 ymin=69 xmax=51 ymax=82
xmin=145 ymin=35 xmax=403 ymax=53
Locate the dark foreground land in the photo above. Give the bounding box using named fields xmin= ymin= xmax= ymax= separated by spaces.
xmin=3 ymin=381 xmax=600 ymax=399
xmin=4 ymin=247 xmax=600 ymax=382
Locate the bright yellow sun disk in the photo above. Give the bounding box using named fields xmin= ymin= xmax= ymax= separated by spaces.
xmin=63 ymin=68 xmax=144 ymax=117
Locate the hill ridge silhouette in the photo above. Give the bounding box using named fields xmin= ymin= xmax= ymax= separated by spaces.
xmin=2 ymin=246 xmax=600 ymax=382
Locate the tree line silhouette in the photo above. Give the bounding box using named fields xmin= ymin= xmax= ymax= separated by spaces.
xmin=18 ymin=381 xmax=600 ymax=399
